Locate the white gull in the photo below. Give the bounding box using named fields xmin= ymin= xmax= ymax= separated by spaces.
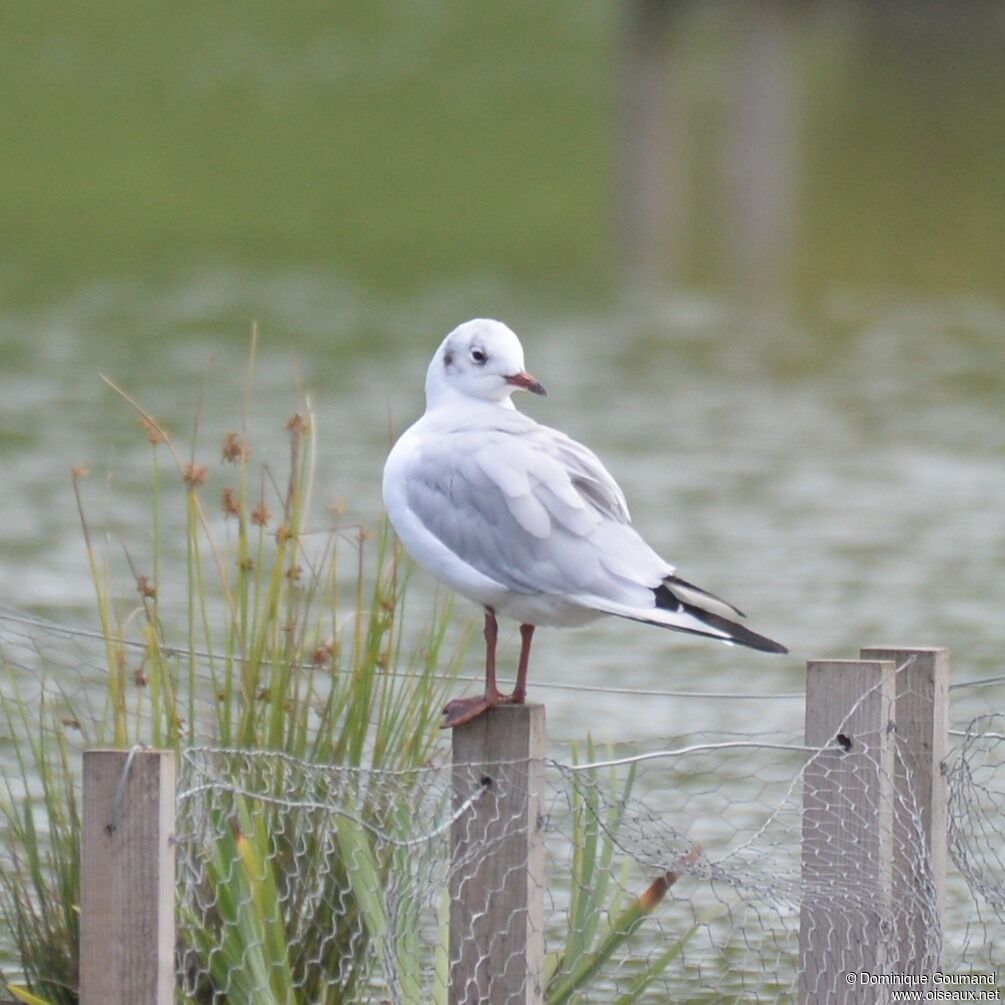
xmin=382 ymin=318 xmax=786 ymax=727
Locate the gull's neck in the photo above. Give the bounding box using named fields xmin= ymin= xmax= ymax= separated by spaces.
xmin=423 ymin=386 xmax=517 ymax=416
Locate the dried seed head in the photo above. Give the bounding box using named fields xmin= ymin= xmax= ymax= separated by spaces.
xmin=71 ymin=463 xmax=90 ymax=480
xmin=133 ymin=667 xmax=148 ymax=687
xmin=250 ymin=503 xmax=270 ymax=527
xmin=136 ymin=575 xmax=157 ymax=599
xmin=329 ymin=497 xmax=348 ymax=517
xmin=286 ymin=563 xmax=302 ymax=583
xmin=183 ymin=462 xmax=207 ymax=488
xmin=311 ymin=640 xmax=334 ymax=666
xmin=221 ymin=431 xmax=249 ymax=464
xmin=222 ymin=486 xmax=241 ymax=519
xmin=139 ymin=416 xmax=167 ymax=445
xmin=286 ymin=413 xmax=306 ymax=433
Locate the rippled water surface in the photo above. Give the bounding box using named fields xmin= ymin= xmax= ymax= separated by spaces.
xmin=2 ymin=277 xmax=1001 ymax=744
xmin=2 ymin=3 xmax=1004 ymax=745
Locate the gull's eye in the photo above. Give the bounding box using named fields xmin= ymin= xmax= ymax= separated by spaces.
xmin=470 ymin=347 xmax=488 ymax=365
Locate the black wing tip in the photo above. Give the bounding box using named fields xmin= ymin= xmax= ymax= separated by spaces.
xmin=653 ymin=582 xmax=685 ymax=612
xmin=654 ymin=582 xmax=788 ymax=655
xmin=749 ymin=635 xmax=789 ymax=655
xmin=714 ymin=617 xmax=788 ymax=654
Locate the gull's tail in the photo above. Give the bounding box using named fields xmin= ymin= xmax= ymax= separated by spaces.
xmin=650 ymin=574 xmax=788 ymax=654
xmin=579 ymin=573 xmax=788 ymax=654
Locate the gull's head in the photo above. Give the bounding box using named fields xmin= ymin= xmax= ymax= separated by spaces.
xmin=425 ymin=318 xmax=546 ymax=408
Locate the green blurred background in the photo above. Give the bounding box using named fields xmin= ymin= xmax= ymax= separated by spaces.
xmin=3 ymin=3 xmax=611 ymax=303
xmin=1 ymin=1 xmax=1003 ymax=740
xmin=4 ymin=2 xmax=1003 ymax=303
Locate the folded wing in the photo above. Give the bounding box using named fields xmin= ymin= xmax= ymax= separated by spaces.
xmin=394 ymin=415 xmax=786 ymax=654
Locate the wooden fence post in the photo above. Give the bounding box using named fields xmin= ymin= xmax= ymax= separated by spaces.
xmin=449 ymin=704 xmax=546 ymax=1005
xmin=799 ymin=659 xmax=896 ymax=1005
xmin=861 ymin=646 xmax=948 ymax=972
xmin=80 ymin=748 xmax=176 ymax=1005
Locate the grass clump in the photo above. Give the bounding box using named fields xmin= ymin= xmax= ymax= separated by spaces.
xmin=0 ymin=345 xmax=464 ymax=1002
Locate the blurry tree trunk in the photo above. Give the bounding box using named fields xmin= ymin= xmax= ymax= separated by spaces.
xmin=618 ymin=0 xmax=681 ymax=287
xmin=723 ymin=2 xmax=800 ymax=306
xmin=618 ymin=1 xmax=802 ymax=305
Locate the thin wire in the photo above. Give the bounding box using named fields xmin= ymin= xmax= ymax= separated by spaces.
xmin=7 ymin=605 xmax=1002 ymax=702
xmin=553 ymin=739 xmax=819 ymax=772
xmin=950 ymin=674 xmax=1005 ymax=691
xmin=181 ymin=746 xmax=442 ymax=779
xmin=508 ymin=677 xmax=804 ymax=700
xmin=176 ymin=776 xmax=488 ymax=850
xmin=108 ymin=744 xmax=146 ymax=834
xmin=949 ymin=729 xmax=1005 ymax=741
xmin=0 ymin=606 xmax=806 ymax=703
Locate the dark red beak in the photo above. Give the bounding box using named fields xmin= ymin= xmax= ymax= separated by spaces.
xmin=505 ymin=371 xmax=547 ymax=396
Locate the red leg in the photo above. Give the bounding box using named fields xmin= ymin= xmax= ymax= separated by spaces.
xmin=483 ymin=609 xmax=501 ymax=699
xmin=442 ymin=609 xmax=504 ymax=728
xmin=504 ymin=623 xmax=534 ymax=705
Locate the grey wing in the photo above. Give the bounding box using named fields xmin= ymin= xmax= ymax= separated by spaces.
xmin=401 ymin=438 xmax=597 ymax=596
xmin=402 ymin=426 xmax=663 ymax=599
xmin=539 ymin=426 xmax=632 ymax=524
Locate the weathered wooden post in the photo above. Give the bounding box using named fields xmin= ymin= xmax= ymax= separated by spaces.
xmin=799 ymin=659 xmax=896 ymax=1005
xmin=80 ymin=748 xmax=176 ymax=1005
xmin=861 ymin=646 xmax=948 ymax=972
xmin=449 ymin=705 xmax=546 ymax=1005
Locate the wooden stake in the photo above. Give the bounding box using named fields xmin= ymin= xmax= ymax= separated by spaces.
xmin=799 ymin=659 xmax=895 ymax=1004
xmin=80 ymin=748 xmax=175 ymax=1005
xmin=449 ymin=704 xmax=546 ymax=1005
xmin=861 ymin=646 xmax=948 ymax=972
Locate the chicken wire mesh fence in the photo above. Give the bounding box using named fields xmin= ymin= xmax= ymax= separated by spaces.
xmin=946 ymin=713 xmax=1005 ymax=971
xmin=0 ymin=604 xmax=1002 ymax=1002
xmin=172 ymin=723 xmax=1000 ymax=1004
